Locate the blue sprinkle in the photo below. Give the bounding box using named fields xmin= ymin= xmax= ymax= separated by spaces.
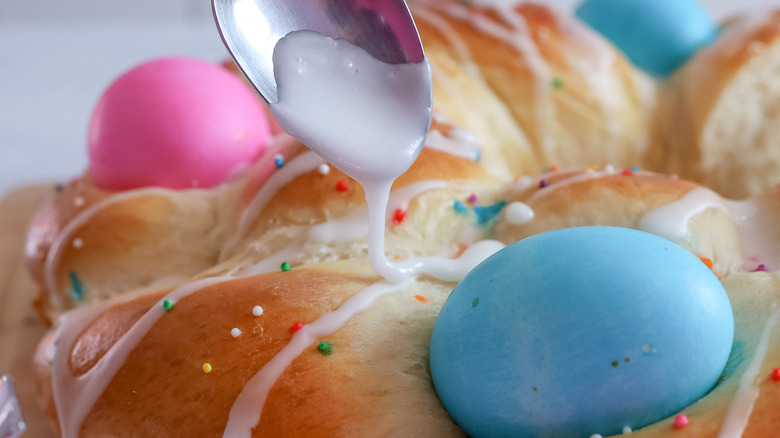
xmin=69 ymin=270 xmax=84 ymax=301
xmin=453 ymin=201 xmax=469 ymax=214
xmin=274 ymin=155 xmax=285 ymax=168
xmin=632 ymin=166 xmax=641 ymax=172
xmin=473 ymin=149 xmax=482 ymax=162
xmin=474 ymin=201 xmax=508 ymax=226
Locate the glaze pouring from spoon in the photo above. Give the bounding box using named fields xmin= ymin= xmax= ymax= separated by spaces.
xmin=213 ymin=0 xmax=435 ymax=283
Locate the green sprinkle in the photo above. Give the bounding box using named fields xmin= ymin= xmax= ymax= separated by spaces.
xmin=69 ymin=271 xmax=84 ymax=301
xmin=317 ymin=342 xmax=334 ymax=356
xmin=552 ymin=77 xmax=565 ymax=89
xmin=281 ymin=262 xmax=291 ymax=272
xmin=472 ymin=297 xmax=480 ymax=308
xmin=162 ymin=299 xmax=174 ymax=312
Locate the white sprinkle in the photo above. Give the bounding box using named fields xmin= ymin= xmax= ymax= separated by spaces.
xmin=590 ymin=435 xmax=603 ymax=438
xmin=231 ymin=328 xmax=242 ymax=338
xmin=72 ymin=238 xmax=83 ymax=249
xmin=73 ymin=196 xmax=85 ymax=207
xmin=604 ymin=164 xmax=616 ymax=173
xmin=505 ymin=202 xmax=535 ymax=225
xmin=642 ymin=344 xmax=651 ymax=353
xmin=318 ymin=163 xmax=330 ymax=175
xmin=252 ymin=306 xmax=264 ymax=316
xmin=622 ymin=426 xmax=633 ymax=434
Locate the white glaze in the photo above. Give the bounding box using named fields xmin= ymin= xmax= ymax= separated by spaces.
xmin=220 ymin=149 xmax=324 ymax=261
xmin=638 ymin=188 xmax=727 ymax=242
xmin=504 ymin=201 xmax=534 ymax=225
xmin=44 ymin=187 xmax=178 ymax=305
xmin=222 ymin=280 xmax=410 ymax=437
xmin=52 ymin=277 xmax=226 ymax=438
xmin=718 ymin=302 xmax=780 ymax=438
xmin=726 ymin=199 xmax=780 ymax=271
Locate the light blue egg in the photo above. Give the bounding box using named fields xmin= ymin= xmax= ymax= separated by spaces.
xmin=430 ymin=227 xmax=734 ymax=438
xmin=575 ymin=0 xmax=717 ymax=76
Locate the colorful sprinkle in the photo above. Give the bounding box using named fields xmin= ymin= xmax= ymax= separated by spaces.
xmin=587 ymin=165 xmax=599 ymax=172
xmin=472 ymin=297 xmax=480 ymax=308
xmin=317 ymin=342 xmax=334 ymax=356
xmin=622 ymin=426 xmax=632 ymax=434
xmin=336 ymin=180 xmax=349 ymax=191
xmin=539 ymin=179 xmax=548 ymax=188
xmin=73 ymin=196 xmax=85 ymax=207
xmin=69 ymin=271 xmax=84 ymax=301
xmin=72 ymin=238 xmax=84 ymax=249
xmin=474 ymin=201 xmax=508 ymax=226
xmin=699 ymin=257 xmax=714 ymax=270
xmin=202 ymin=363 xmax=212 ymax=373
xmin=273 ymin=154 xmax=285 ymax=168
xmin=632 ymin=166 xmax=641 ymax=172
xmin=621 ymin=169 xmax=634 ymax=176
xmin=755 ymin=264 xmax=769 ymax=272
xmin=289 ymin=321 xmax=305 ymax=333
xmin=252 ymin=305 xmax=264 ymax=316
xmin=552 ymin=77 xmax=565 ymax=89
xmin=318 ymin=163 xmax=330 ymax=175
xmin=590 ymin=435 xmax=603 ymax=438
xmin=281 ymin=261 xmax=291 ymax=272
xmin=54 ymin=183 xmax=64 ymax=192
xmin=467 ymin=194 xmax=478 ymax=204
xmin=771 ymin=368 xmax=780 ymax=381
xmin=162 ymin=299 xmax=174 ymax=312
xmin=672 ymin=414 xmax=689 ymax=429
xmin=473 ymin=149 xmax=482 ymax=162
xmin=231 ymin=328 xmax=242 ymax=338
xmin=393 ymin=208 xmax=407 ymax=226
xmin=453 ymin=201 xmax=469 ymax=214
xmin=415 ymin=295 xmax=429 ymax=303
xmin=550 ymin=165 xmax=559 ymax=172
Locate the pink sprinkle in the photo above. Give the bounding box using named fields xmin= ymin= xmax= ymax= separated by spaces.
xmin=539 ymin=180 xmax=548 ymax=189
xmin=672 ymin=414 xmax=689 ymax=430
xmin=468 ymin=194 xmax=478 ymax=204
xmin=755 ymin=264 xmax=769 ymax=272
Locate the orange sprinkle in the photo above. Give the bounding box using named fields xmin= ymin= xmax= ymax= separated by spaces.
xmin=415 ymin=295 xmax=429 ymax=303
xmin=699 ymin=257 xmax=714 ymax=270
xmin=455 ymin=243 xmax=469 ymax=257
xmin=550 ymin=165 xmax=559 ymax=172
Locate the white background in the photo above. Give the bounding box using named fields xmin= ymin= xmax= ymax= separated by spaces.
xmin=0 ymin=0 xmax=778 ymax=196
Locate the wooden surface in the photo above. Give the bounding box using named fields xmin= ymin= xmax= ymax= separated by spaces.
xmin=0 ymin=185 xmax=57 ymax=437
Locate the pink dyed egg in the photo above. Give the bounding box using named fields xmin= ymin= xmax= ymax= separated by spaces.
xmin=88 ymin=57 xmax=270 ymax=190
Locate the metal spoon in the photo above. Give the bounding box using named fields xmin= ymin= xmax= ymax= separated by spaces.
xmin=211 ymin=0 xmax=425 ymax=103
xmin=0 ymin=376 xmax=26 ymax=438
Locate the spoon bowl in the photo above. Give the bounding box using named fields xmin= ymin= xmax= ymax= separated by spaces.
xmin=212 ymin=0 xmax=425 ymax=103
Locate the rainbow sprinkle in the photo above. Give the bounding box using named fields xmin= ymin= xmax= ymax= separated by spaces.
xmin=415 ymin=295 xmax=429 ymax=303
xmin=231 ymin=328 xmax=242 ymax=338
xmin=202 ymin=363 xmax=213 ymax=373
xmin=318 ymin=163 xmax=330 ymax=175
xmin=69 ymin=271 xmax=84 ymax=301
xmin=755 ymin=264 xmax=769 ymax=272
xmin=273 ymin=154 xmax=285 ymax=168
xmin=474 ymin=201 xmax=507 ymax=225
xmin=467 ymin=194 xmax=478 ymax=204
xmin=336 ymin=180 xmax=349 ymax=191
xmin=393 ymin=208 xmax=407 ymax=226
xmin=539 ymin=179 xmax=548 ymax=188
xmin=162 ymin=300 xmax=174 ymax=312
xmin=771 ymin=368 xmax=780 ymax=381
xmin=289 ymin=321 xmax=305 ymax=333
xmin=672 ymin=414 xmax=689 ymax=429
xmin=252 ymin=305 xmax=264 ymax=316
xmin=317 ymin=342 xmax=334 ymax=356
xmin=281 ymin=262 xmax=291 ymax=272
xmin=453 ymin=201 xmax=469 ymax=214
xmin=472 ymin=297 xmax=480 ymax=308
xmin=552 ymin=77 xmax=565 ymax=89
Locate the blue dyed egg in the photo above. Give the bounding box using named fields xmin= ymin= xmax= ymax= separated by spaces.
xmin=430 ymin=227 xmax=733 ymax=438
xmin=575 ymin=0 xmax=717 ymax=76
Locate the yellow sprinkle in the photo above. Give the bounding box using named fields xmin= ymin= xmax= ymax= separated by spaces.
xmin=586 ymin=165 xmax=599 ymax=172
xmin=202 ymin=363 xmax=213 ymax=373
